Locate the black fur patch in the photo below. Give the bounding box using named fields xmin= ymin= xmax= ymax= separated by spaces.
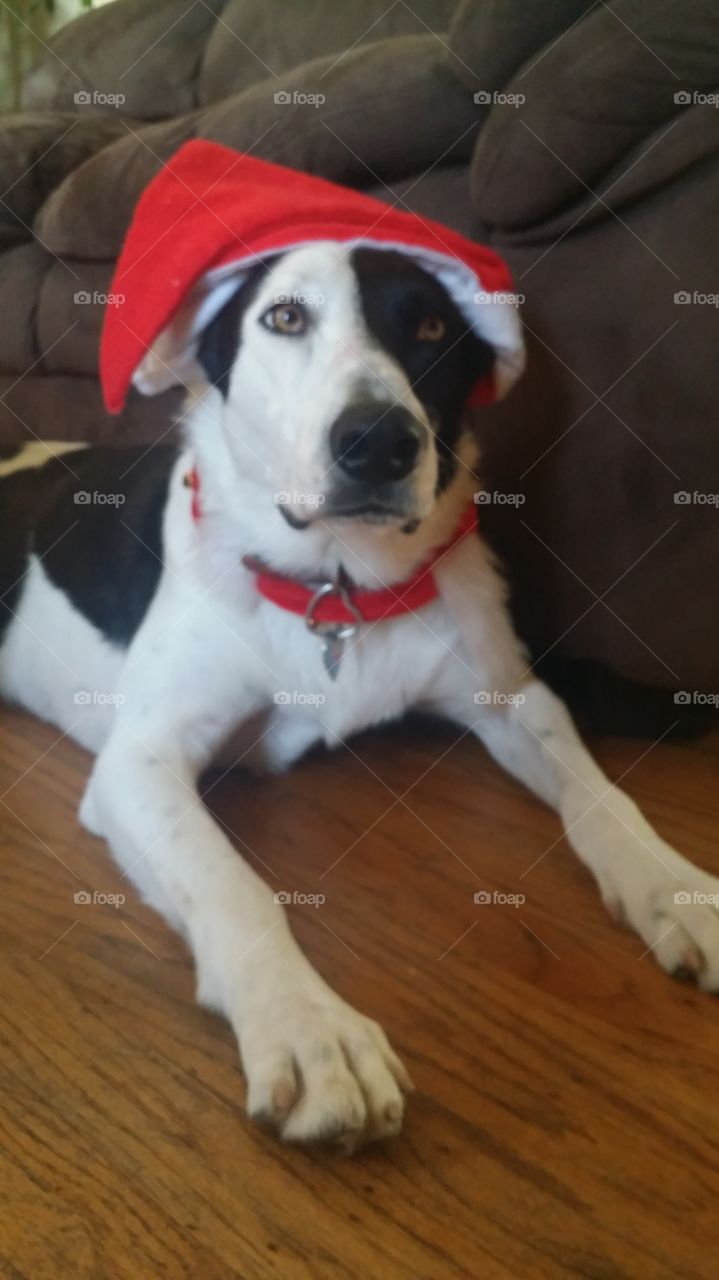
xmin=0 ymin=445 xmax=178 ymax=648
xmin=351 ymin=248 xmax=495 ymax=492
xmin=196 ymin=260 xmax=273 ymax=397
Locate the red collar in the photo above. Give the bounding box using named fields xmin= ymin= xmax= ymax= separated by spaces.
xmin=183 ymin=466 xmax=477 ymax=624
xmin=184 ymin=465 xmax=203 ymax=522
xmin=245 ymin=505 xmax=477 ymax=626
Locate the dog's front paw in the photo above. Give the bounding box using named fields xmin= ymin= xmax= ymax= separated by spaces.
xmin=238 ymin=993 xmax=413 ymax=1151
xmin=601 ymin=854 xmax=719 ymax=991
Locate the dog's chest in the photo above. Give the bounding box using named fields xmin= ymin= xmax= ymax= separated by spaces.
xmin=254 ymin=595 xmax=458 ymax=740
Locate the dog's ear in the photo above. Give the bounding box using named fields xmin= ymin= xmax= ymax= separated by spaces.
xmin=196 ymin=261 xmax=271 ymax=398
xmin=131 ymin=261 xmax=271 ymax=400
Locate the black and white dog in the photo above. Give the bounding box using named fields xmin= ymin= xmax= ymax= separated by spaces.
xmin=2 ymin=243 xmax=718 ymax=1151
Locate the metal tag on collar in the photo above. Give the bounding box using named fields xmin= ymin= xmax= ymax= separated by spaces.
xmin=304 ymin=576 xmax=362 ymax=679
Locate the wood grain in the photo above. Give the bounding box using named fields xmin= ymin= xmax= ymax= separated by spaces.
xmin=1 ymin=705 xmax=719 ymax=1279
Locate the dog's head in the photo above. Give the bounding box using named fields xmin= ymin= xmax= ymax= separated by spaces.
xmin=194 ymin=243 xmax=496 ymax=532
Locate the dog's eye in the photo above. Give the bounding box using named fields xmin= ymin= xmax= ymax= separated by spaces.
xmin=261 ymin=302 xmax=307 ymax=336
xmin=417 ymin=315 xmax=445 ymax=342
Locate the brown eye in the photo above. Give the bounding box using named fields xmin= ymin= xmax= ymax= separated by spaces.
xmin=262 ymin=302 xmax=307 ymax=335
xmin=417 ymin=315 xmax=445 ymax=342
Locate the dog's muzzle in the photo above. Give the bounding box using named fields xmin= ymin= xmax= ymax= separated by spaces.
xmin=277 ymin=401 xmax=430 ymax=530
xmin=329 ymin=402 xmax=425 ymax=489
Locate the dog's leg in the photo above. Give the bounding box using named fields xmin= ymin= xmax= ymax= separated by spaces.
xmin=433 ymin=541 xmax=719 ymax=988
xmin=82 ymin=716 xmax=411 ymax=1148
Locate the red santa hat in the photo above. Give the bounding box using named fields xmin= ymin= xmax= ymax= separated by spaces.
xmin=100 ymin=140 xmax=525 ymax=414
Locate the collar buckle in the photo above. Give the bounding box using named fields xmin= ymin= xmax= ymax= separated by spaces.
xmin=304 ymin=577 xmax=362 ymax=639
xmin=304 ymin=578 xmax=362 ymax=679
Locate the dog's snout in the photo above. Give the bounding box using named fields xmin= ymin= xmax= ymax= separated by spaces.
xmin=329 ymin=403 xmax=423 ymax=485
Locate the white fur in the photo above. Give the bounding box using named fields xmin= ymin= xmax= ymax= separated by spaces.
xmin=3 ymin=244 xmax=718 ymax=1151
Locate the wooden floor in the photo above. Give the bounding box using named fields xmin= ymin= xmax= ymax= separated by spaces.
xmin=1 ymin=705 xmax=719 ymax=1280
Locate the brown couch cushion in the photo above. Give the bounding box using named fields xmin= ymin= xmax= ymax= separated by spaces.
xmin=36 ymin=37 xmax=480 ymax=261
xmin=0 ymin=374 xmax=183 ymax=448
xmin=449 ymin=0 xmax=594 ymax=92
xmin=22 ymin=0 xmax=226 ymax=119
xmin=468 ymin=0 xmax=719 ymax=230
xmin=365 ymin=165 xmax=475 ymax=236
xmin=199 ymin=0 xmax=458 ymax=105
xmin=0 ymin=113 xmax=124 ymax=249
xmin=0 ymin=245 xmax=49 ymax=370
xmin=22 ymin=0 xmax=457 ymax=121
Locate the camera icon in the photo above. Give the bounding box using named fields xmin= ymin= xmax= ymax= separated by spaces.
xmin=274 ymin=691 xmax=291 ymax=705
xmin=473 ymin=91 xmax=492 ymax=104
xmin=74 ymin=890 xmax=92 ymax=904
xmin=274 ymin=90 xmax=292 ymax=105
xmin=474 ymin=490 xmax=492 ymax=504
xmin=673 ymin=890 xmax=692 ymax=904
xmin=674 ymin=91 xmax=691 ymax=105
xmin=274 ymin=890 xmax=292 ymax=904
xmin=474 ymin=890 xmax=492 ymax=905
xmin=73 ymin=690 xmax=92 ymax=705
xmin=473 ymin=691 xmax=492 ymax=705
xmin=673 ymin=690 xmax=692 ymax=704
xmin=74 ymin=490 xmax=91 ymax=504
xmin=673 ymin=491 xmax=691 ymax=504
xmin=73 ymin=90 xmax=92 ymax=105
xmin=674 ymin=291 xmax=691 ymax=304
xmin=74 ymin=291 xmax=92 ymax=304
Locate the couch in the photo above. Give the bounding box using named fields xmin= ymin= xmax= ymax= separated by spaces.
xmin=2 ymin=0 xmax=718 ymax=716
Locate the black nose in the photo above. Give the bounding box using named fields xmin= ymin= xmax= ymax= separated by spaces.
xmin=329 ymin=403 xmax=423 ymax=484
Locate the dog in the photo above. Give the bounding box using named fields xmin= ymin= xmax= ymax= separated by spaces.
xmin=2 ymin=242 xmax=718 ymax=1152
